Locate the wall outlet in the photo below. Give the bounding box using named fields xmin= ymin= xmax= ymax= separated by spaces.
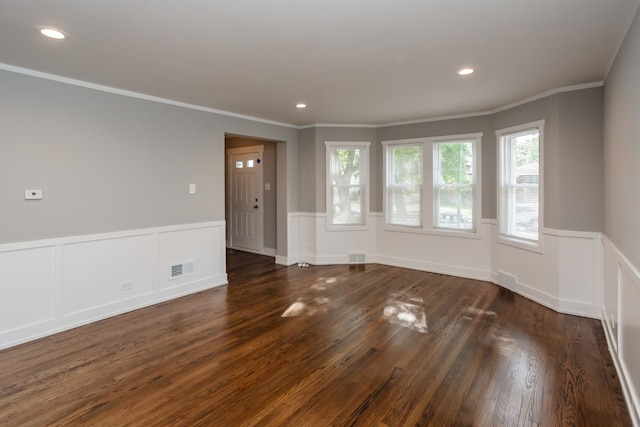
xmin=121 ymin=281 xmax=134 ymax=291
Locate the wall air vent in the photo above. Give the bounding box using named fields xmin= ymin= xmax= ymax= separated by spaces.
xmin=170 ymin=260 xmax=195 ymax=280
xmin=348 ymin=253 xmax=366 ymax=264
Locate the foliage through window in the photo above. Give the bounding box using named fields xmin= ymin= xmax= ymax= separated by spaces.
xmin=498 ymin=122 xmax=543 ymax=244
xmin=383 ymin=133 xmax=481 ymax=233
xmin=326 ymin=142 xmax=369 ymax=227
xmin=434 ymin=141 xmax=474 ymax=230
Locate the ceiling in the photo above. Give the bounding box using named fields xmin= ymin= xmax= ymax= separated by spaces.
xmin=1 ymin=1 xmax=639 ymax=126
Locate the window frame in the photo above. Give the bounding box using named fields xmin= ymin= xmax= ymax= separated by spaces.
xmin=325 ymin=141 xmax=370 ymax=230
xmin=383 ymin=139 xmax=424 ymax=229
xmin=496 ymin=120 xmax=544 ymax=252
xmin=432 ymin=136 xmax=479 ymax=232
xmin=382 ymin=133 xmax=482 ymax=237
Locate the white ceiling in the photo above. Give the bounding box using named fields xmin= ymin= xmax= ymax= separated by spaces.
xmin=1 ymin=0 xmax=639 ymax=126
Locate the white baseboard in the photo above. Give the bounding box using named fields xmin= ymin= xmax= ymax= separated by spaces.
xmin=376 ymin=254 xmax=493 ymax=282
xmin=0 ymin=222 xmax=227 ymax=350
xmin=602 ymin=236 xmax=640 ymax=426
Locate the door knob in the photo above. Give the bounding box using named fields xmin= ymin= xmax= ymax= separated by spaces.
xmin=254 ymin=205 xmax=259 ymax=209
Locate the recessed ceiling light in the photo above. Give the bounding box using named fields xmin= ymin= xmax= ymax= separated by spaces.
xmin=296 ymin=103 xmax=307 ymax=109
xmin=458 ymin=68 xmax=474 ymax=76
xmin=37 ymin=27 xmax=67 ymax=40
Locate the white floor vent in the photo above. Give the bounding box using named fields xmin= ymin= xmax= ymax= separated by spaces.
xmin=170 ymin=260 xmax=195 ymax=280
xmin=348 ymin=252 xmax=366 ymax=264
xmin=497 ymin=271 xmax=517 ymax=289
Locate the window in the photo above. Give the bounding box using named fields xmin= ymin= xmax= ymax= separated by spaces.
xmin=383 ymin=133 xmax=481 ymax=233
xmin=433 ymin=140 xmax=475 ymax=230
xmin=325 ymin=141 xmax=369 ymax=227
xmin=386 ymin=143 xmax=423 ymax=227
xmin=497 ymin=121 xmax=543 ymax=246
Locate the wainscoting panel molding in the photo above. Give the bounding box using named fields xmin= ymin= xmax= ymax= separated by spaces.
xmin=602 ymin=236 xmax=640 ymax=426
xmin=0 ymin=222 xmax=227 ymax=350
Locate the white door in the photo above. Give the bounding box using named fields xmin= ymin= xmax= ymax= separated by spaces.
xmin=229 ymin=149 xmax=264 ymax=252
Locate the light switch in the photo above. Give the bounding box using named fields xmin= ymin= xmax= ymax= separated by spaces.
xmin=189 ymin=184 xmax=196 ymax=194
xmin=265 ymin=183 xmax=271 ymax=191
xmin=25 ymin=189 xmax=43 ymax=200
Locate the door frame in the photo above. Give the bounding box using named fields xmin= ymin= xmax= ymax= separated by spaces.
xmin=226 ymin=145 xmax=265 ymax=254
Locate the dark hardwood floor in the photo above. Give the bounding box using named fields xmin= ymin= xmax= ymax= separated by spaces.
xmin=0 ymin=249 xmax=632 ymax=426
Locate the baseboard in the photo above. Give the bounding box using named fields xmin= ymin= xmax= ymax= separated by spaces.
xmin=0 ymin=276 xmax=227 ymax=351
xmin=0 ymin=222 xmax=227 ymax=350
xmin=376 ymin=254 xmax=493 ymax=282
xmin=602 ymin=315 xmax=640 ymax=427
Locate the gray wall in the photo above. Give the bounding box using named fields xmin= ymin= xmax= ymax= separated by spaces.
xmin=1 ymin=66 xmax=606 ymax=250
xmin=558 ymin=88 xmax=603 ymax=231
xmin=0 ymin=70 xmax=298 ymax=247
xmin=493 ymin=87 xmax=604 ymax=232
xmin=604 ymin=7 xmax=640 ymax=268
xmin=297 ymin=127 xmax=316 ymax=212
xmin=298 ymin=88 xmax=603 ymax=232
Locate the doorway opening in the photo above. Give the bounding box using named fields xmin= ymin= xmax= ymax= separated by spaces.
xmin=225 ymin=134 xmax=278 ymax=256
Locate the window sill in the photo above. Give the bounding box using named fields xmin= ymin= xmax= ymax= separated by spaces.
xmin=326 ymin=224 xmax=370 ymax=232
xmin=382 ymin=225 xmax=481 ymax=240
xmin=498 ymin=234 xmax=543 ymax=254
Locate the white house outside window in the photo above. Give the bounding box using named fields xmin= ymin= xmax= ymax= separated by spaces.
xmin=325 ymin=141 xmax=369 ymax=228
xmin=497 ymin=121 xmax=544 ymax=247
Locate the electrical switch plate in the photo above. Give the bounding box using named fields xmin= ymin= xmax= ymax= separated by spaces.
xmin=25 ymin=189 xmax=43 ymax=200
xmin=265 ymin=183 xmax=271 ymax=190
xmin=189 ymin=184 xmax=196 ymax=194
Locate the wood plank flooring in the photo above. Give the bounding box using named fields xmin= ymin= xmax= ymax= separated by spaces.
xmin=0 ymin=249 xmax=632 ymax=426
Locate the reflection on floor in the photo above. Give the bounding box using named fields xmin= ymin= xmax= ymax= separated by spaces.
xmin=281 ymin=275 xmax=340 ymax=318
xmin=382 ymin=292 xmax=428 ymax=333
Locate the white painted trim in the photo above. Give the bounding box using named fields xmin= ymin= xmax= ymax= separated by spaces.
xmin=275 ymin=255 xmax=296 ymax=266
xmin=306 ymin=123 xmax=378 ymax=129
xmin=0 ymin=63 xmax=297 ymax=129
xmin=0 ymin=222 xmax=227 ymax=350
xmin=378 ymin=82 xmax=603 ymax=128
xmin=377 ymin=255 xmax=493 ymax=282
xmin=601 ymin=235 xmax=640 ymax=426
xmin=542 ymin=228 xmax=602 ymax=239
xmin=0 ymin=221 xmax=223 ymax=252
xmin=496 ymin=120 xmax=545 ymax=253
xmin=325 ymin=141 xmax=371 ymax=231
xmin=602 ymin=318 xmax=640 ymax=427
xmin=1 ymin=62 xmax=602 ymax=130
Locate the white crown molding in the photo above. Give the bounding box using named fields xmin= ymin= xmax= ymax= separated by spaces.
xmin=377 ymin=82 xmax=604 ymax=128
xmin=1 ymin=62 xmax=603 ymax=131
xmin=0 ymin=63 xmax=299 ymax=129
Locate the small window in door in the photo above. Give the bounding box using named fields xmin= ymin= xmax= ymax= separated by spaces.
xmin=235 ymin=161 xmax=243 ymax=168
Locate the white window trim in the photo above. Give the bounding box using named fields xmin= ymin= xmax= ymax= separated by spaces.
xmin=382 ymin=133 xmax=482 ymax=238
xmin=431 ymin=133 xmax=482 ymax=234
xmin=382 ymin=138 xmax=425 ymax=230
xmin=324 ymin=141 xmax=370 ymax=231
xmin=496 ymin=120 xmax=545 ymax=253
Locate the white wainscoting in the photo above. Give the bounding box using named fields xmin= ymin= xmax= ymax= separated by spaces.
xmin=492 ymin=227 xmax=603 ymax=319
xmin=289 ymin=212 xmax=603 ymax=319
xmin=377 ymin=217 xmax=494 ymax=281
xmin=602 ymin=236 xmax=640 ymax=426
xmin=0 ymin=222 xmax=227 ymax=350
